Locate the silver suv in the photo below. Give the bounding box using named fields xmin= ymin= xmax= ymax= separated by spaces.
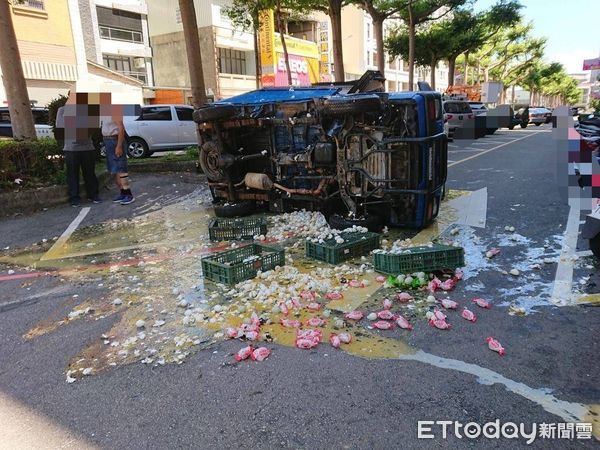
xmin=123 ymin=104 xmax=197 ymax=158
xmin=443 ymin=100 xmax=474 ymax=140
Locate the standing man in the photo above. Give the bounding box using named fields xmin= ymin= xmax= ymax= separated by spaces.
xmin=56 ymin=91 xmax=100 ymax=207
xmin=101 ymin=100 xmax=134 ymax=204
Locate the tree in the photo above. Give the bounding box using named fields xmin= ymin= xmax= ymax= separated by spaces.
xmin=356 ymin=0 xmax=403 ymax=77
xmin=444 ymin=1 xmax=522 ymax=86
xmin=178 ymin=0 xmax=208 ymax=107
xmin=0 ymin=0 xmax=36 ymax=140
xmin=396 ymin=0 xmax=465 ymax=90
xmin=387 ymin=21 xmax=452 ymax=89
xmin=223 ymin=0 xmax=266 ymax=88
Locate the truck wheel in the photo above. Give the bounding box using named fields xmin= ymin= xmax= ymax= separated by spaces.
xmin=328 ymin=213 xmax=382 ymax=232
xmin=590 ymin=234 xmax=600 ymax=258
xmin=214 ymin=201 xmax=255 ymax=218
xmin=508 ymin=125 xmax=515 ymax=130
xmin=322 ymin=95 xmax=381 ymax=116
xmin=520 ymin=123 xmax=528 ymax=129
xmin=127 ymin=138 xmax=149 ymax=158
xmin=193 ymin=104 xmax=237 ymax=123
xmin=535 ymin=123 xmax=541 ymax=126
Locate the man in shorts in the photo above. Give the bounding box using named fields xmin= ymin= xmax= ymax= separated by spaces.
xmin=101 ymin=100 xmax=134 ymax=204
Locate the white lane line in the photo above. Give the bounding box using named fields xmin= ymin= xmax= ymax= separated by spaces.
xmin=579 ymin=220 xmax=586 ymax=225
xmin=550 ymin=203 xmax=580 ymax=305
xmin=447 ymin=160 xmax=456 ymax=163
xmin=41 ymin=207 xmax=90 ymax=261
xmin=448 ymin=131 xmax=543 ymax=167
xmin=449 ymin=148 xmax=486 ymax=153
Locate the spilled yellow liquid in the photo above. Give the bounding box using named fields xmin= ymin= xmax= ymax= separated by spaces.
xmin=584 ymin=404 xmax=600 ymax=439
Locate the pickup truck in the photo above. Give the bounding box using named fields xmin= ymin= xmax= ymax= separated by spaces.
xmin=193 ymin=71 xmax=447 ymax=230
xmin=122 ymin=104 xmax=197 ymax=158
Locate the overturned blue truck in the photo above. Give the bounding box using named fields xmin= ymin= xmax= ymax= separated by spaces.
xmin=193 ymin=71 xmax=447 ymax=230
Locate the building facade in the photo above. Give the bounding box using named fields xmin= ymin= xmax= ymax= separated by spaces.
xmin=0 ymin=0 xmax=146 ymax=107
xmin=79 ymin=0 xmax=154 ymax=86
xmin=313 ymin=5 xmax=449 ymax=93
xmin=146 ymin=0 xmax=257 ymax=102
xmin=0 ymin=0 xmax=78 ymax=106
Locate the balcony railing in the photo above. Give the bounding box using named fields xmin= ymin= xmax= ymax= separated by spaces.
xmin=119 ymin=70 xmax=147 ymax=83
xmin=99 ymin=25 xmax=143 ymax=43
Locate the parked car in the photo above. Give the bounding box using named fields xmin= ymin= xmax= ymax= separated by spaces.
xmin=0 ymin=107 xmax=54 ymax=138
xmin=194 ymin=71 xmax=448 ymax=230
xmin=442 ymin=100 xmax=474 ymax=140
xmin=122 ymin=104 xmax=197 ymax=158
xmin=531 ymin=106 xmax=552 ymax=123
xmin=468 ymin=102 xmax=487 ymax=116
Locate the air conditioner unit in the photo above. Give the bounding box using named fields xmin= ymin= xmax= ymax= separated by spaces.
xmin=133 ymin=57 xmax=146 ymax=69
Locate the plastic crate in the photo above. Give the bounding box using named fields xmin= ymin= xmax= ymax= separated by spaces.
xmin=374 ymin=244 xmax=464 ymax=274
xmin=201 ymin=244 xmax=285 ymax=284
xmin=208 ymin=217 xmax=267 ymax=241
xmin=305 ymin=232 xmax=380 ymax=264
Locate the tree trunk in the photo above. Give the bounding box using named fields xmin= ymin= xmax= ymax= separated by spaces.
xmin=447 ymin=57 xmax=456 ymax=86
xmin=511 ymin=85 xmax=515 ymax=104
xmin=484 ymin=67 xmax=489 ymax=83
xmin=253 ymin=27 xmax=261 ymax=89
xmin=275 ymin=0 xmax=292 ymax=85
xmin=462 ymin=52 xmax=469 ymax=85
xmin=430 ymin=60 xmax=436 ymax=90
xmin=372 ymin=16 xmax=385 ymax=77
xmin=528 ymin=89 xmax=533 ymax=105
xmin=475 ymin=61 xmax=480 ymax=84
xmin=329 ymin=0 xmax=344 ymax=82
xmin=407 ymin=6 xmax=415 ymax=90
xmin=0 ymin=1 xmax=36 ymax=140
xmin=178 ymin=0 xmax=207 ymax=107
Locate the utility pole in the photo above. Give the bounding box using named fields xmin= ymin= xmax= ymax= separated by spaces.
xmin=0 ymin=0 xmax=36 ymax=140
xmin=178 ymin=0 xmax=207 ymax=107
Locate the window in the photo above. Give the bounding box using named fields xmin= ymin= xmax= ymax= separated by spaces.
xmin=22 ymin=0 xmax=45 ymax=10
xmin=372 ymin=52 xmax=377 ymax=67
xmin=99 ymin=25 xmax=142 ymax=43
xmin=140 ymin=107 xmax=172 ymax=121
xmin=103 ymin=55 xmax=132 ymax=72
xmin=175 ymin=107 xmax=193 ymax=121
xmin=218 ymin=48 xmax=247 ymax=75
xmin=366 ymin=23 xmax=370 ymax=39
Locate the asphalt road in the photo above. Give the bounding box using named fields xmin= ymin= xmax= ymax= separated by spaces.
xmin=0 ymin=124 xmax=598 ymax=449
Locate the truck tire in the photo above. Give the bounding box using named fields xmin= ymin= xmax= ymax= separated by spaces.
xmin=322 ymin=95 xmax=381 ymax=116
xmin=328 ymin=213 xmax=382 ymax=232
xmin=127 ymin=137 xmax=150 ymax=158
xmin=535 ymin=122 xmax=541 ymax=126
xmin=508 ymin=125 xmax=515 ymax=130
xmin=214 ymin=201 xmax=255 ymax=218
xmin=520 ymin=123 xmax=527 ymax=129
xmin=193 ymin=104 xmax=237 ymax=123
xmin=590 ymin=234 xmax=600 ymax=258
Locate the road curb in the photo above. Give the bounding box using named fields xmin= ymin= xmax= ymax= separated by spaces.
xmin=0 ymin=172 xmax=110 ymax=217
xmin=127 ymin=160 xmax=199 ymax=174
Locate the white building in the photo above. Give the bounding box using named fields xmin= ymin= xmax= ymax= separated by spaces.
xmin=79 ymin=0 xmax=154 ymax=86
xmin=313 ymin=5 xmax=449 ymax=93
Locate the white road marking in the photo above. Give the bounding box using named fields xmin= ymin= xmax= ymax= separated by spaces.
xmin=448 ymin=131 xmax=543 ymax=167
xmin=0 ymin=392 xmax=98 ymax=449
xmin=550 ymin=203 xmax=581 ymax=305
xmin=447 ymin=187 xmax=487 ymax=228
xmin=449 ymin=148 xmax=487 ymax=153
xmin=41 ymin=207 xmax=90 ymax=261
xmin=402 ymin=351 xmax=590 ymax=425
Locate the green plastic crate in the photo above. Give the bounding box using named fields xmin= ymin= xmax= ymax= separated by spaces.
xmin=373 ymin=244 xmax=464 ymax=274
xmin=201 ymin=243 xmax=285 ymax=284
xmin=208 ymin=217 xmax=267 ymax=241
xmin=305 ymin=232 xmax=380 ymax=264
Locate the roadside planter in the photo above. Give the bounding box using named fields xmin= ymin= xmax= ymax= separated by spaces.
xmin=373 ymin=244 xmax=464 ymax=274
xmin=208 ymin=217 xmax=268 ymax=241
xmin=201 ymin=243 xmax=285 ymax=284
xmin=305 ymin=231 xmax=380 ymax=264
